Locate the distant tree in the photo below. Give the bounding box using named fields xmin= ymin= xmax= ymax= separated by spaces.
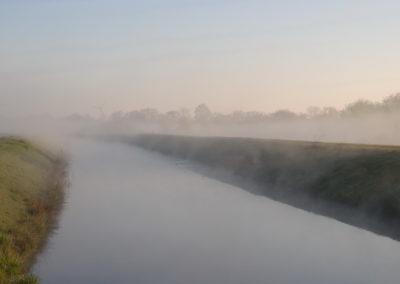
xmin=175 ymin=108 xmax=192 ymax=132
xmin=223 ymin=111 xmax=266 ymax=124
xmin=342 ymin=100 xmax=378 ymax=117
xmin=110 ymin=111 xmax=124 ymax=122
xmin=306 ymin=106 xmax=322 ymax=118
xmin=242 ymin=111 xmax=266 ymax=123
xmin=269 ymin=109 xmax=299 ymax=121
xmin=320 ymin=107 xmax=339 ymax=119
xmin=194 ymin=104 xmax=212 ymax=122
xmin=165 ymin=110 xmax=179 ymax=119
xmin=307 ymin=106 xmax=339 ymax=119
xmin=123 ymin=108 xmax=160 ymax=122
xmin=229 ymin=111 xmax=246 ymax=123
xmin=382 ymin=93 xmax=400 ymax=112
xmin=177 ymin=108 xmax=192 ymax=120
xmin=139 ymin=108 xmax=159 ymax=120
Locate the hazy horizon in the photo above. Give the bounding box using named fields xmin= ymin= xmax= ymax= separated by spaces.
xmin=3 ymin=3 xmax=400 ymax=283
xmin=2 ymin=0 xmax=400 ymax=117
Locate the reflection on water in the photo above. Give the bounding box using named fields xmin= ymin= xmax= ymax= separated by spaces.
xmin=34 ymin=140 xmax=400 ymax=284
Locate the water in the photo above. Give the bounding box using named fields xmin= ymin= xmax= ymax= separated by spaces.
xmin=34 ymin=140 xmax=400 ymax=284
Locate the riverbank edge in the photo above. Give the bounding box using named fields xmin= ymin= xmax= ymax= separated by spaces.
xmin=0 ymin=138 xmax=67 ymax=284
xmin=123 ymin=134 xmax=400 ymax=240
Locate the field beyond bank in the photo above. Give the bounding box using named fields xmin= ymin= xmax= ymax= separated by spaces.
xmin=129 ymin=134 xmax=400 ymax=240
xmin=0 ymin=138 xmax=65 ymax=283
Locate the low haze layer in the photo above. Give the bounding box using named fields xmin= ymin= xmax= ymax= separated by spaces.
xmin=1 ymin=0 xmax=400 ymax=116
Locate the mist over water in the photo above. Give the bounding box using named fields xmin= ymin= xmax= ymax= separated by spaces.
xmin=4 ymin=93 xmax=400 ymax=148
xmin=3 ymin=1 xmax=400 ymax=282
xmin=34 ymin=140 xmax=400 ymax=284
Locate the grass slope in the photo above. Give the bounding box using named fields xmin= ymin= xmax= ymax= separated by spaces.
xmin=132 ymin=134 xmax=400 ymax=239
xmin=0 ymin=138 xmax=65 ymax=284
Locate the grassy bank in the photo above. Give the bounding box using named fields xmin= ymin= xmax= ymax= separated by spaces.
xmin=0 ymin=138 xmax=65 ymax=283
xmin=130 ymin=134 xmax=400 ymax=239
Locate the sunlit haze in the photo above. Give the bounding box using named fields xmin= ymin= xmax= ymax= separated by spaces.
xmin=1 ymin=0 xmax=400 ymax=117
xmin=3 ymin=2 xmax=400 ymax=283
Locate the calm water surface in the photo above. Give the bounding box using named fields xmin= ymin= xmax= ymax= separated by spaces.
xmin=33 ymin=140 xmax=400 ymax=284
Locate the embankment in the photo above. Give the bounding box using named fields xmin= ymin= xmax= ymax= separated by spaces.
xmin=0 ymin=138 xmax=66 ymax=283
xmin=129 ymin=134 xmax=400 ymax=240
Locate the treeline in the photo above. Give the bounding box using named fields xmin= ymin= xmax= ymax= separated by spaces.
xmin=66 ymin=93 xmax=400 ymax=125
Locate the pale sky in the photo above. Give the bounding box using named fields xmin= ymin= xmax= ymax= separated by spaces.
xmin=1 ymin=0 xmax=400 ymax=116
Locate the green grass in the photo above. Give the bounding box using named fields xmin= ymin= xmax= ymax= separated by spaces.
xmin=131 ymin=134 xmax=400 ymax=238
xmin=0 ymin=138 xmax=65 ymax=283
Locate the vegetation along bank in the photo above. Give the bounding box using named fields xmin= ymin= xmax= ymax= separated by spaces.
xmin=0 ymin=138 xmax=66 ymax=284
xmin=130 ymin=134 xmax=400 ymax=240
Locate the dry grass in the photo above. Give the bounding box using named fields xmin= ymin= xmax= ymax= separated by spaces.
xmin=0 ymin=138 xmax=66 ymax=283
